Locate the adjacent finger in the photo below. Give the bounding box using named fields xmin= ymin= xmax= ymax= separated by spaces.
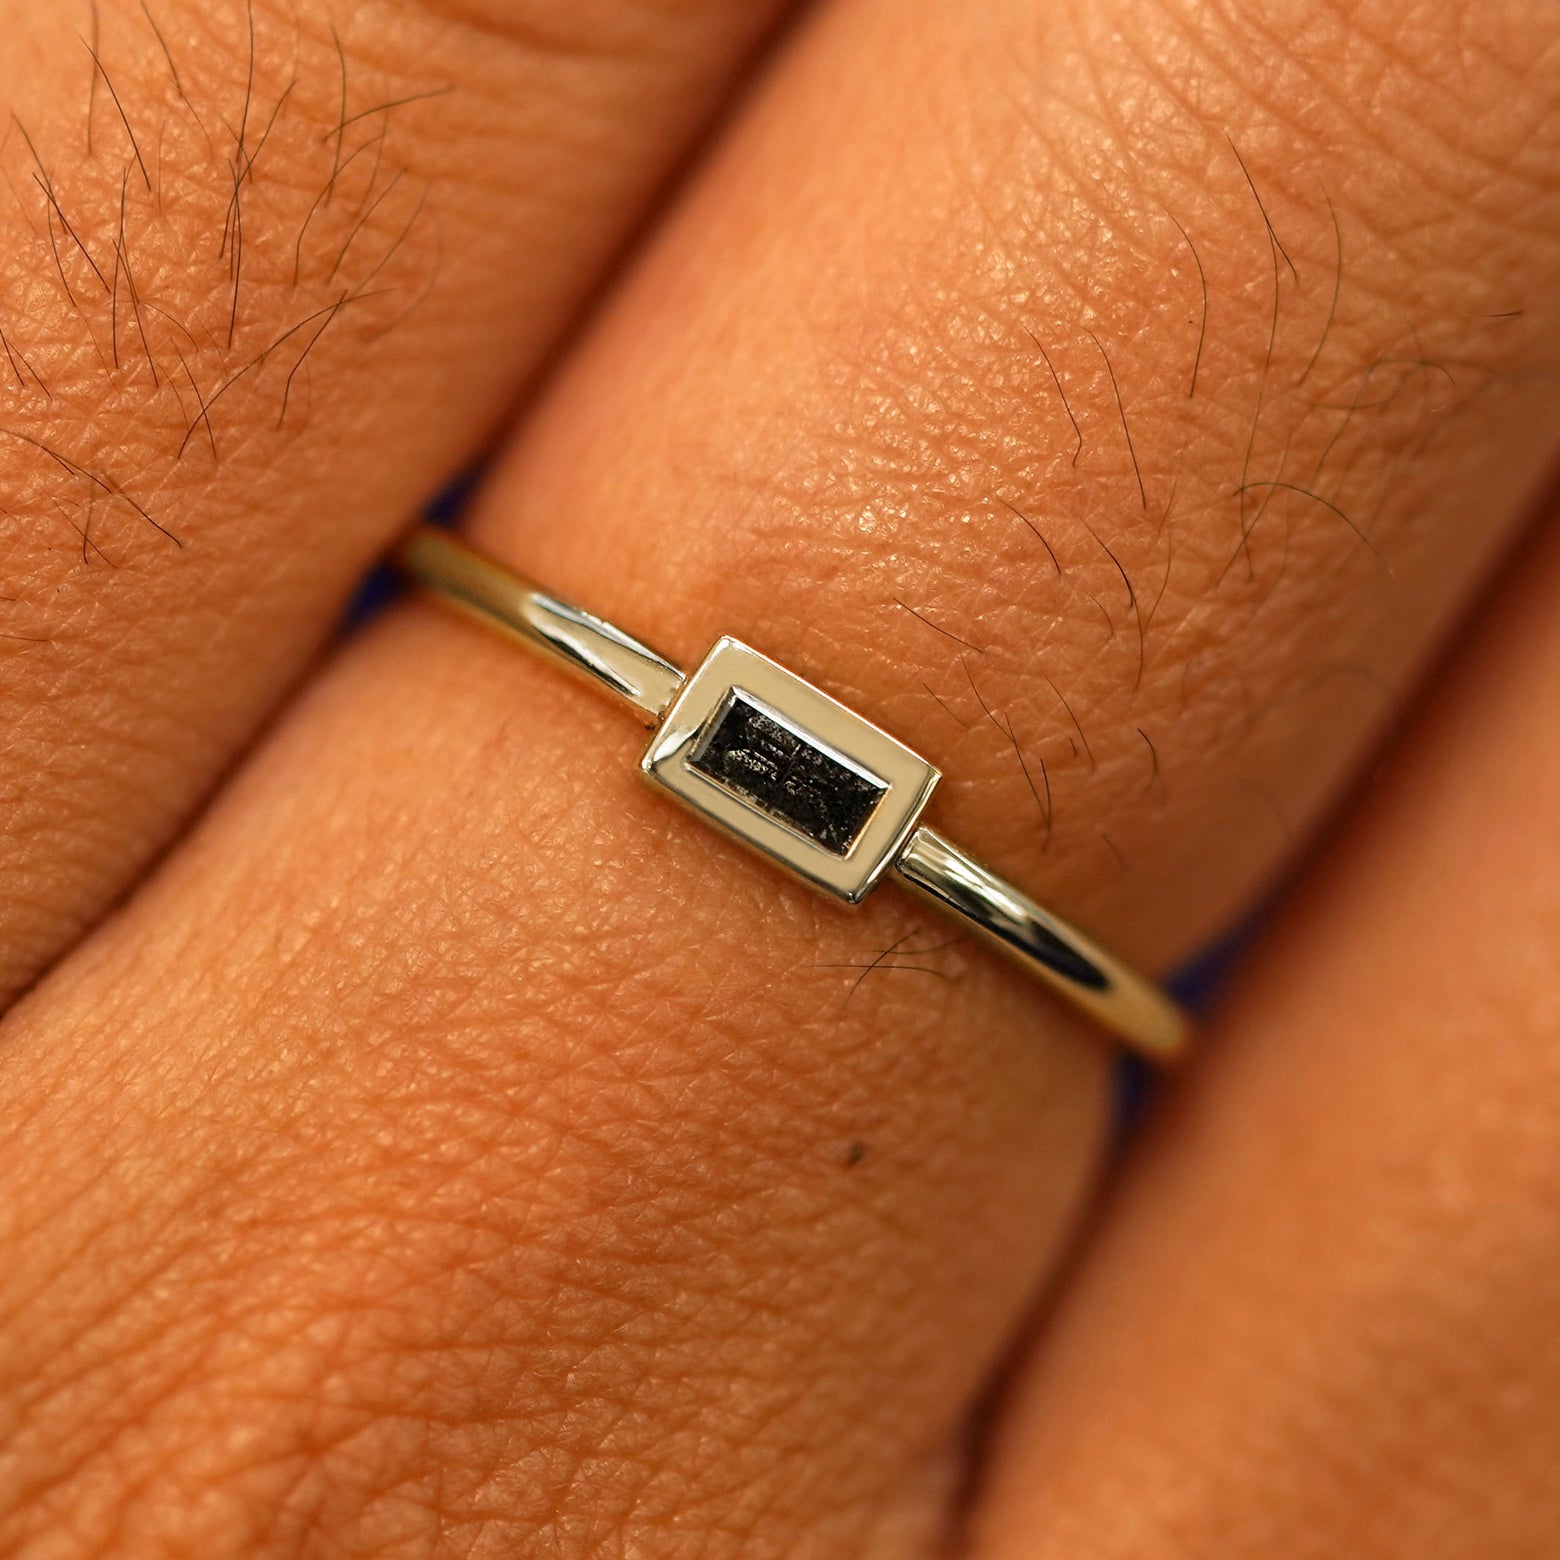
xmin=0 ymin=0 xmax=793 ymax=1003
xmin=967 ymin=507 xmax=1560 ymax=1559
xmin=3 ymin=0 xmax=1560 ymax=1553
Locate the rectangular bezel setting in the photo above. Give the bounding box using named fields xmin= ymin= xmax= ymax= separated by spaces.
xmin=642 ymin=638 xmax=939 ymax=903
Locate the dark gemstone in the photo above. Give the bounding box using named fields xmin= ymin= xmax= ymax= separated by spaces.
xmin=690 ymin=691 xmax=887 ymax=855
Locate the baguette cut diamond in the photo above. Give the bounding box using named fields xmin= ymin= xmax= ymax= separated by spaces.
xmin=689 ymin=690 xmax=887 ymax=855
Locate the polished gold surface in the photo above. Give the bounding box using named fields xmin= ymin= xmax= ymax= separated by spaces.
xmin=895 ymin=827 xmax=1188 ymax=1060
xmin=398 ymin=527 xmax=683 ymax=721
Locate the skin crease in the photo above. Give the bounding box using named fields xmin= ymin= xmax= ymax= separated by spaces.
xmin=970 ymin=509 xmax=1560 ymax=1560
xmin=0 ymin=0 xmax=793 ymax=1005
xmin=0 ymin=0 xmax=1555 ymax=1556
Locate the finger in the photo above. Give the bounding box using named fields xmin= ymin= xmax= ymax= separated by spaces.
xmin=966 ymin=508 xmax=1560 ymax=1559
xmin=4 ymin=0 xmax=1560 ymax=1553
xmin=0 ymin=0 xmax=793 ymax=1003
xmin=473 ymin=0 xmax=1560 ymax=964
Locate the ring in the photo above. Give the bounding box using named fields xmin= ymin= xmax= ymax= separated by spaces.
xmin=398 ymin=526 xmax=1190 ymax=1062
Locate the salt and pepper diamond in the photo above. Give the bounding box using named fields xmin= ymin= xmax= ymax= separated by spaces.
xmin=688 ymin=690 xmax=888 ymax=856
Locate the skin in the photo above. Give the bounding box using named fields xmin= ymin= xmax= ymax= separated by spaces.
xmin=971 ymin=508 xmax=1560 ymax=1560
xmin=0 ymin=0 xmax=1557 ymax=1554
xmin=0 ymin=0 xmax=794 ymax=1002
